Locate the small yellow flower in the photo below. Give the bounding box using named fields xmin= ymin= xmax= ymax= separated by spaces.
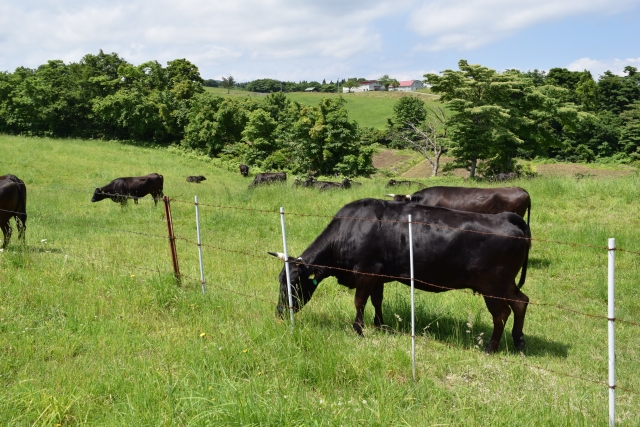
xmin=200 ymin=332 xmax=206 ymax=337
xmin=211 ymin=398 xmax=215 ymax=402
xmin=130 ymin=274 xmax=135 ymax=278
xmin=242 ymin=349 xmax=248 ymax=353
xmin=257 ymin=372 xmax=262 ymax=376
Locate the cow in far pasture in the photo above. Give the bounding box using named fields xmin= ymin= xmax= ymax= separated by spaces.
xmin=91 ymin=173 xmax=164 ymax=206
xmin=240 ymin=164 xmax=249 ymax=177
xmin=249 ymin=172 xmax=287 ymax=187
xmin=187 ymin=175 xmax=206 ymax=183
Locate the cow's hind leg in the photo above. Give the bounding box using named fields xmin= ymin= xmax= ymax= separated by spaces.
xmin=483 ymin=294 xmax=512 ymax=353
xmin=369 ymin=282 xmax=385 ymax=329
xmin=1 ymin=221 xmax=12 ymax=249
xmin=506 ymin=284 xmax=529 ymax=351
xmin=353 ymin=285 xmax=371 ymax=336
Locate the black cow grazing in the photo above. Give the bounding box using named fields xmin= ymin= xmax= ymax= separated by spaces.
xmin=385 ymin=179 xmax=424 ymax=189
xmin=386 ymin=186 xmax=531 ymax=225
xmin=91 ymin=173 xmax=164 ymax=206
xmin=249 ymin=172 xmax=287 ymax=187
xmin=270 ymin=198 xmax=531 ymax=353
xmin=0 ymin=174 xmax=27 ymax=249
xmin=313 ymin=178 xmax=352 ymax=191
xmin=239 ymin=164 xmax=249 ymax=177
xmin=186 ymin=175 xmax=206 ymax=183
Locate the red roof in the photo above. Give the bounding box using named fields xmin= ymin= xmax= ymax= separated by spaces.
xmin=398 ymin=80 xmax=417 ymax=87
xmin=358 ymin=80 xmax=379 ymax=85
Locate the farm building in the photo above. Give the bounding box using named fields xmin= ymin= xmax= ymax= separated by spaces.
xmin=342 ymin=80 xmax=382 ymax=93
xmin=304 ymin=87 xmax=319 ymax=92
xmin=389 ymin=80 xmax=424 ymax=92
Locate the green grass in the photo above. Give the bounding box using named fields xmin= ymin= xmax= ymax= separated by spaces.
xmin=203 ymin=87 xmax=440 ymax=129
xmin=1 ymin=135 xmax=640 ymax=426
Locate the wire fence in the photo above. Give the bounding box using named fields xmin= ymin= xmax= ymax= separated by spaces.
xmin=2 ymin=185 xmax=640 ymax=420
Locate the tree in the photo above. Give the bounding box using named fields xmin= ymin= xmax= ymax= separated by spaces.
xmin=378 ymin=74 xmax=400 ymax=91
xmin=425 ymin=60 xmax=579 ymax=177
xmin=397 ymin=106 xmax=450 ymax=176
xmin=620 ymin=102 xmax=640 ymax=160
xmin=344 ymin=78 xmax=359 ymax=93
xmin=221 ymin=76 xmax=236 ymax=94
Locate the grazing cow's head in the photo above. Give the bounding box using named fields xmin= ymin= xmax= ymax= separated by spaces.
xmin=385 ymin=193 xmax=412 ymax=202
xmin=91 ymin=187 xmax=108 ymax=202
xmin=268 ymin=252 xmax=321 ymax=317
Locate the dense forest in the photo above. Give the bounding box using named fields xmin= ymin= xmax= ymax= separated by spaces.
xmin=1 ymin=53 xmax=639 ymax=177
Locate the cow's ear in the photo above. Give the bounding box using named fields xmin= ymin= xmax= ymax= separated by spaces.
xmin=268 ymin=251 xmax=295 ymax=262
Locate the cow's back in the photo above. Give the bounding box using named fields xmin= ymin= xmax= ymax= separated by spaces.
xmin=412 ymin=186 xmax=530 ymax=217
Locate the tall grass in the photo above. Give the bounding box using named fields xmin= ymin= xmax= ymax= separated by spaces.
xmin=1 ymin=135 xmax=639 ymax=426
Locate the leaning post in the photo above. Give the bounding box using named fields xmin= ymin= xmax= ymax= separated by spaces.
xmin=163 ymin=196 xmax=181 ymax=284
xmin=280 ymin=207 xmax=295 ymax=328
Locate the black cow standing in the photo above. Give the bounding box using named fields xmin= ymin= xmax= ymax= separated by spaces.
xmin=385 ymin=179 xmax=424 ymax=189
xmin=270 ymin=198 xmax=530 ymax=353
xmin=387 ymin=186 xmax=531 ymax=225
xmin=239 ymin=164 xmax=249 ymax=177
xmin=92 ymin=173 xmax=164 ymax=206
xmin=249 ymin=172 xmax=286 ymax=187
xmin=0 ymin=174 xmax=27 ymax=249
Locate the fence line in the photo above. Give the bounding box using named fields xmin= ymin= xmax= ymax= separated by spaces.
xmin=169 ymin=198 xmax=640 ymax=257
xmin=174 ymin=235 xmax=640 ymax=328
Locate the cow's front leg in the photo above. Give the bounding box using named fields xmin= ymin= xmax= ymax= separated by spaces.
xmin=353 ymin=285 xmax=371 ymax=336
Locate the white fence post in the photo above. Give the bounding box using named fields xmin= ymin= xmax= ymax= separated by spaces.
xmin=194 ymin=196 xmax=206 ymax=294
xmin=608 ymin=237 xmax=616 ymax=427
xmin=280 ymin=207 xmax=295 ymax=327
xmin=408 ymin=214 xmax=416 ymax=382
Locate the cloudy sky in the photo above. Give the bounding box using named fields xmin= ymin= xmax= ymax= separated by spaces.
xmin=0 ymin=0 xmax=639 ymax=82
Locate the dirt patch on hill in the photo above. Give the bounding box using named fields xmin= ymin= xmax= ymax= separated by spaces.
xmin=402 ymin=158 xmax=469 ymax=178
xmin=533 ymin=163 xmax=635 ymax=178
xmin=373 ymin=150 xmax=413 ymax=169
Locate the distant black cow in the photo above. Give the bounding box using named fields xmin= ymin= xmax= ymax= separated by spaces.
xmin=487 ymin=172 xmax=518 ymax=182
xmin=292 ymin=176 xmax=316 ymax=187
xmin=250 ymin=172 xmax=287 ymax=187
xmin=386 ymin=186 xmax=531 ymax=225
xmin=239 ymin=164 xmax=249 ymax=177
xmin=270 ymin=199 xmax=530 ymax=353
xmin=186 ymin=175 xmax=206 ymax=183
xmin=385 ymin=179 xmax=424 ymax=189
xmin=92 ymin=173 xmax=164 ymax=206
xmin=313 ymin=178 xmax=352 ymax=191
xmin=0 ymin=174 xmax=27 ymax=249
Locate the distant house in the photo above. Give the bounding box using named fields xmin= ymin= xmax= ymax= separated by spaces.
xmin=342 ymin=80 xmax=382 ymax=93
xmin=305 ymin=87 xmax=319 ymax=92
xmin=389 ymin=80 xmax=424 ymax=92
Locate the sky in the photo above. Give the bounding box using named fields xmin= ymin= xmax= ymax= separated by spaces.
xmin=0 ymin=0 xmax=639 ymax=82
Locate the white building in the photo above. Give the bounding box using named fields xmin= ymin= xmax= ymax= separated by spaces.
xmin=342 ymin=80 xmax=382 ymax=93
xmin=389 ymin=80 xmax=424 ymax=92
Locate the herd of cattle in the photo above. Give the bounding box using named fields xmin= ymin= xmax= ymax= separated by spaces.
xmin=1 ymin=165 xmax=534 ymax=353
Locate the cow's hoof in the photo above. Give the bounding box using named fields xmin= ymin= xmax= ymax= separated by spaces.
xmin=514 ymin=338 xmax=526 ymax=352
xmin=353 ymin=323 xmax=364 ymax=336
xmin=484 ymin=343 xmax=499 ymax=354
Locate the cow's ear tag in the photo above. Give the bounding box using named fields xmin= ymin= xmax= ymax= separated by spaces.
xmin=312 ymin=279 xmax=318 ymax=286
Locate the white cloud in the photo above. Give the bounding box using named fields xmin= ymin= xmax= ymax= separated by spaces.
xmin=409 ymin=0 xmax=640 ymax=51
xmin=0 ymin=0 xmax=407 ymax=80
xmin=567 ymin=57 xmax=640 ymax=77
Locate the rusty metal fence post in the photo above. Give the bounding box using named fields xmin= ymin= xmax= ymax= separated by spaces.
xmin=163 ymin=196 xmax=180 ymax=283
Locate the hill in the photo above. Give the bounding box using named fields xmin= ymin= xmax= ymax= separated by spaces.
xmin=204 ymin=87 xmax=440 ymax=129
xmin=1 ymin=135 xmax=639 ymax=425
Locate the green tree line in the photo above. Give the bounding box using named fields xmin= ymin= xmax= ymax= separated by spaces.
xmin=0 ymin=51 xmax=374 ymax=176
xmin=1 ymin=53 xmax=639 ymax=178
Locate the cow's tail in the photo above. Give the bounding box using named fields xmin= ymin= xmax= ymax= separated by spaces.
xmin=517 ymin=224 xmax=531 ymax=289
xmin=526 ymin=197 xmax=531 ymax=226
xmin=10 ymin=176 xmax=27 ymax=240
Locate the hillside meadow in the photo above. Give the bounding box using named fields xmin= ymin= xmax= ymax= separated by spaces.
xmin=1 ymin=135 xmax=640 ymax=426
xmin=204 ymin=87 xmax=440 ymax=129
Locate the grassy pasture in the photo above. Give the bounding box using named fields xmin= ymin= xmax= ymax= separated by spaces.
xmin=204 ymin=87 xmax=439 ymax=129
xmin=1 ymin=135 xmax=640 ymax=426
